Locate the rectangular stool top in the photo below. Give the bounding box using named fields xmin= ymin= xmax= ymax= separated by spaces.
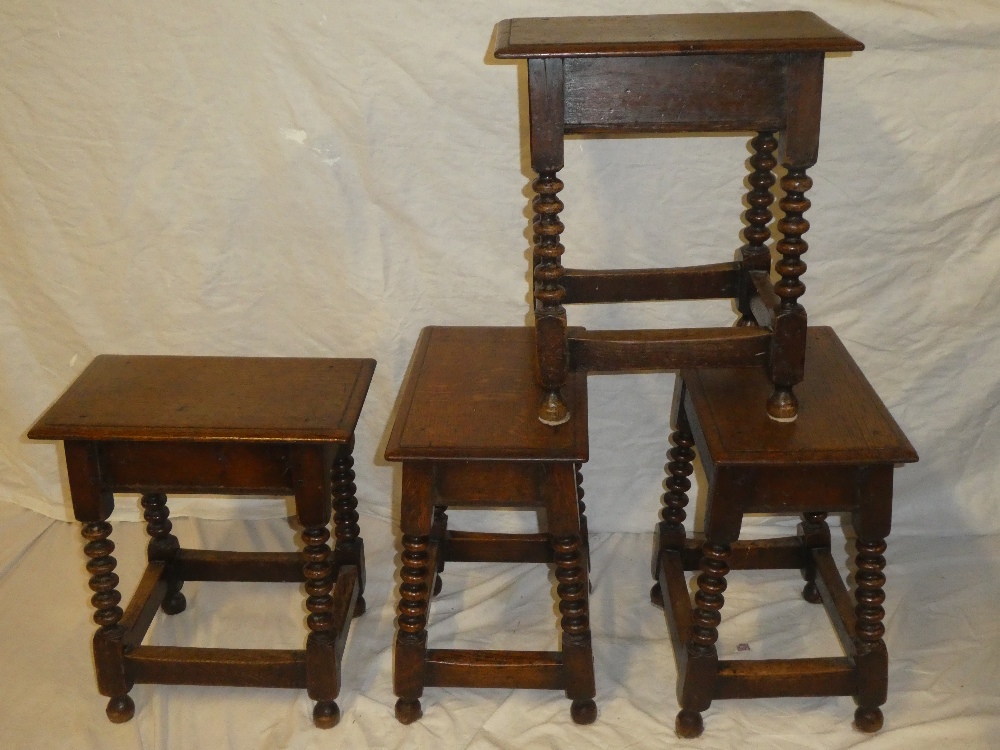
xmin=28 ymin=355 xmax=375 ymax=443
xmin=494 ymin=12 xmax=863 ymax=58
xmin=385 ymin=327 xmax=588 ymax=462
xmin=683 ymin=327 xmax=917 ymax=467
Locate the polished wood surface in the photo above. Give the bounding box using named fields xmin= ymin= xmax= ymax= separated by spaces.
xmin=28 ymin=355 xmax=373 ymax=728
xmin=494 ymin=12 xmax=864 ymax=58
xmin=385 ymin=326 xmax=587 ymax=461
xmin=494 ymin=12 xmax=863 ymax=423
xmin=385 ymin=328 xmax=595 ymax=724
xmin=28 ymin=355 xmax=375 ymax=442
xmin=683 ymin=327 xmax=919 ymax=466
xmin=651 ymin=327 xmax=916 ymax=737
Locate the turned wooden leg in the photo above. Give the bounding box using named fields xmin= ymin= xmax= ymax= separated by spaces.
xmin=767 ymin=167 xmax=812 ymax=422
xmin=395 ymin=532 xmax=430 ymax=724
xmin=82 ymin=521 xmax=135 ymax=723
xmin=431 ymin=506 xmax=448 ymax=596
xmin=854 ymin=538 xmax=888 ymax=732
xmin=575 ymin=464 xmax=592 ymax=591
xmin=332 ymin=440 xmax=366 ymax=617
xmin=532 ymin=167 xmax=569 ymax=426
xmin=302 ymin=524 xmax=340 ymax=728
xmin=798 ymin=511 xmax=830 ymax=604
xmin=140 ymin=492 xmax=185 ymax=615
xmin=736 ymin=131 xmax=777 ymax=327
xmin=553 ymin=532 xmax=596 ymax=724
xmin=652 ymin=419 xmax=696 ymax=607
xmin=678 ymin=541 xmax=731 ymax=739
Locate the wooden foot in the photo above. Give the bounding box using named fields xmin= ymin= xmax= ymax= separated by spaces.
xmin=433 ymin=575 xmax=443 ymax=596
xmin=161 ymin=590 xmax=187 ymax=615
xmin=570 ymin=699 xmax=597 ymax=725
xmin=353 ymin=594 xmax=367 ymax=618
xmin=538 ymin=391 xmax=570 ymax=425
xmin=650 ymin=582 xmax=664 ymax=608
xmin=766 ymin=386 xmax=798 ymax=422
xmin=675 ymin=709 xmax=704 ymax=738
xmin=395 ymin=698 xmax=422 ymax=724
xmin=854 ymin=706 xmax=883 ymax=733
xmin=313 ymin=700 xmax=341 ymax=729
xmin=105 ymin=695 xmax=135 ymax=723
xmin=802 ymin=582 xmax=822 ymax=604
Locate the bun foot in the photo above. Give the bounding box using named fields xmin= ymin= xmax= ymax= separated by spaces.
xmin=433 ymin=574 xmax=443 ymax=596
xmin=313 ymin=700 xmax=340 ymax=729
xmin=675 ymin=709 xmax=703 ymax=738
xmin=854 ymin=706 xmax=883 ymax=733
xmin=353 ymin=595 xmax=367 ymax=618
xmin=802 ymin=582 xmax=822 ymax=604
xmin=106 ymin=695 xmax=135 ymax=723
xmin=570 ymin=699 xmax=597 ymax=725
xmin=395 ymin=698 xmax=422 ymax=724
xmin=161 ymin=591 xmax=187 ymax=615
xmin=650 ymin=582 xmax=664 ymax=608
xmin=766 ymin=387 xmax=798 ymax=422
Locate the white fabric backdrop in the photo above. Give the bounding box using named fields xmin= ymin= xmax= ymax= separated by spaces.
xmin=3 ymin=0 xmax=999 ymax=535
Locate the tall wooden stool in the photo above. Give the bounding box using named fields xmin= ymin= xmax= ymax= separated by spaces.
xmin=494 ymin=12 xmax=863 ymax=424
xmin=384 ymin=327 xmax=596 ymax=724
xmin=28 ymin=355 xmax=374 ymax=728
xmin=650 ymin=328 xmax=917 ymax=737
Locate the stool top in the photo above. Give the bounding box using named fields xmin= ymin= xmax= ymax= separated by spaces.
xmin=494 ymin=12 xmax=863 ymax=59
xmin=683 ymin=327 xmax=917 ymax=467
xmin=385 ymin=326 xmax=588 ymax=462
xmin=28 ymin=355 xmax=375 ymax=443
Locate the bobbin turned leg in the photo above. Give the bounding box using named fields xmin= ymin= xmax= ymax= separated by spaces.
xmin=736 ymin=131 xmax=777 ymax=327
xmin=798 ymin=511 xmax=830 ymax=604
xmin=533 ymin=168 xmax=569 ymax=426
xmin=767 ymin=166 xmax=812 ymax=422
xmin=332 ymin=439 xmax=366 ymax=617
xmin=141 ymin=492 xmax=185 ymax=614
xmin=546 ymin=463 xmax=596 ymax=724
xmin=575 ymin=463 xmax=593 ymax=590
xmin=853 ymin=537 xmax=888 ymax=732
xmin=291 ymin=444 xmax=342 ymax=729
xmin=678 ymin=541 xmax=731 ymax=739
xmin=82 ymin=520 xmax=135 ymax=723
xmin=395 ymin=464 xmax=433 ymax=724
xmin=302 ymin=523 xmax=340 ymax=728
xmin=651 ymin=408 xmax=695 ymax=608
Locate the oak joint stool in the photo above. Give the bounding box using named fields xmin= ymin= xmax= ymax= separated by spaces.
xmin=385 ymin=327 xmax=595 ymax=724
xmin=650 ymin=328 xmax=917 ymax=737
xmin=28 ymin=355 xmax=374 ymax=728
xmin=494 ymin=12 xmax=864 ymax=424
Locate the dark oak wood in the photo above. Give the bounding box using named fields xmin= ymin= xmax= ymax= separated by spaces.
xmin=652 ymin=327 xmax=916 ymax=737
xmin=28 ymin=355 xmax=374 ymax=728
xmin=385 ymin=327 xmax=596 ymax=724
xmin=385 ymin=326 xmax=587 ymax=461
xmin=28 ymin=354 xmax=374 ymax=443
xmin=569 ymin=327 xmax=769 ymax=373
xmin=561 ymin=264 xmax=739 ymax=304
xmin=493 ymin=12 xmax=864 ymax=422
xmin=494 ymin=13 xmax=864 ymax=58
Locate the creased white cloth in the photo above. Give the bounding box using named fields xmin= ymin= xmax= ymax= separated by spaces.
xmin=1 ymin=1 xmax=998 ymax=537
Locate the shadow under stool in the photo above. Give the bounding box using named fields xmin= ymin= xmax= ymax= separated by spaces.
xmin=384 ymin=326 xmax=596 ymax=724
xmin=493 ymin=12 xmax=864 ymax=424
xmin=28 ymin=354 xmax=374 ymax=728
xmin=650 ymin=328 xmax=917 ymax=737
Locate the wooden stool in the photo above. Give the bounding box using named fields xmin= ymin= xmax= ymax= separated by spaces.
xmin=494 ymin=12 xmax=864 ymax=424
xmin=28 ymin=355 xmax=375 ymax=728
xmin=384 ymin=327 xmax=596 ymax=724
xmin=650 ymin=328 xmax=917 ymax=737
